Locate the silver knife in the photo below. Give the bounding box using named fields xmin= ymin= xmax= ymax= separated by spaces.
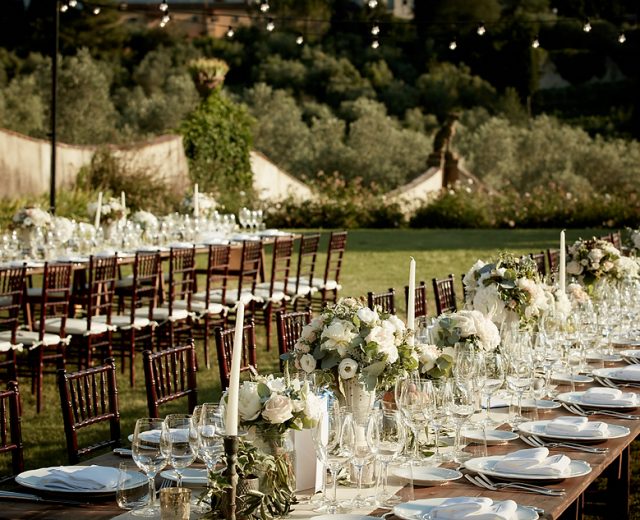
xmin=0 ymin=490 xmax=88 ymax=506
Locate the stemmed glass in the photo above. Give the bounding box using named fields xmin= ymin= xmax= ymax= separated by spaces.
xmin=398 ymin=378 xmax=429 ymax=465
xmin=479 ymin=351 xmax=505 ymax=424
xmin=450 ymin=382 xmax=475 ymax=462
xmin=506 ymin=355 xmax=534 ymax=426
xmin=162 ymin=414 xmax=198 ymax=488
xmin=339 ymin=410 xmax=373 ymax=508
xmin=198 ymin=403 xmax=226 ymax=476
xmin=131 ymin=418 xmax=168 ymax=517
xmin=366 ymin=409 xmax=405 ymax=507
xmin=312 ymin=400 xmax=351 ymax=514
xmin=424 ymin=379 xmax=452 ymax=464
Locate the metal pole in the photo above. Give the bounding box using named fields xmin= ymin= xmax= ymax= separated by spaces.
xmin=50 ymin=0 xmax=59 ymax=215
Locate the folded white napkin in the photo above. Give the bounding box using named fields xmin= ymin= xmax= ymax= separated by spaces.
xmin=429 ymin=498 xmax=518 ymax=520
xmin=481 ymin=397 xmax=510 ymax=409
xmin=582 ymin=387 xmax=638 ymax=406
xmin=41 ymin=465 xmax=120 ymax=491
xmin=544 ymin=416 xmax=609 ymax=438
xmin=492 ymin=448 xmax=571 ymax=477
xmin=168 ymin=242 xmax=194 ymax=249
xmin=610 ymin=365 xmax=640 ymax=381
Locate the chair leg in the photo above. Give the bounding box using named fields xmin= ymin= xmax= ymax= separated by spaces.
xmin=203 ymin=315 xmax=210 ymax=369
xmin=264 ymin=303 xmax=273 ymax=352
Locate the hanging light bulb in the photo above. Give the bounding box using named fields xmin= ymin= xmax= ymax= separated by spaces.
xmin=449 ymin=39 xmax=457 ymax=50
xmin=260 ymin=1 xmax=270 ymax=13
xmin=159 ymin=0 xmax=168 ymax=11
xmin=371 ymin=39 xmax=380 ymax=49
xmin=92 ymin=6 xmax=100 ymax=14
xmin=477 ymin=23 xmax=486 ymax=36
xmin=532 ymin=36 xmax=540 ymax=48
xmin=68 ymin=0 xmax=77 ymax=7
xmin=583 ymin=19 xmax=592 ymax=32
xmin=368 ymin=0 xmax=378 ymax=8
xmin=226 ymin=26 xmax=235 ymax=38
xmin=160 ymin=13 xmax=170 ymax=26
xmin=60 ymin=3 xmax=69 ymax=12
xmin=371 ymin=24 xmax=380 ymax=36
xmin=296 ymin=35 xmax=304 ymax=45
xmin=266 ymin=19 xmax=275 ymax=32
xmin=618 ymin=32 xmax=626 ymax=43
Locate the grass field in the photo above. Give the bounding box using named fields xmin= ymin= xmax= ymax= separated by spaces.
xmin=3 ymin=228 xmax=636 ymax=519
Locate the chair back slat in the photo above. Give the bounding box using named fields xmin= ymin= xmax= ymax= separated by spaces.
xmin=166 ymin=247 xmax=196 ymax=314
xmin=57 ymin=358 xmax=120 ymax=464
xmin=236 ymin=241 xmax=262 ymax=300
xmin=142 ymin=341 xmax=198 ymax=418
xmin=214 ymin=320 xmax=257 ymax=389
xmin=86 ymin=255 xmax=118 ymax=327
xmin=294 ymin=233 xmax=320 ymax=292
xmin=204 ymin=245 xmax=230 ymax=306
xmin=405 ymin=281 xmax=428 ymax=319
xmin=276 ymin=310 xmax=312 ymax=371
xmin=432 ymin=274 xmax=457 ymax=315
xmin=323 ymin=231 xmax=347 ymax=287
xmin=36 ymin=263 xmax=73 ymax=339
xmin=130 ymin=252 xmax=161 ymax=320
xmin=0 ymin=268 xmax=26 ymax=380
xmin=267 ymin=236 xmax=294 ymax=296
xmin=0 ymin=381 xmax=23 ymax=475
xmin=367 ymin=288 xmax=396 ymax=315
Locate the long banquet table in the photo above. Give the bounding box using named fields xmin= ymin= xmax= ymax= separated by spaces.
xmin=1 ymin=367 xmax=638 ymax=519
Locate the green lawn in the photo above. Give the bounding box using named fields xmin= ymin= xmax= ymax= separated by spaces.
xmin=4 ymin=228 xmax=637 ymax=519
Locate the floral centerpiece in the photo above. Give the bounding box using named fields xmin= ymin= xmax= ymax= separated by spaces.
xmin=50 ymin=216 xmax=75 ymax=244
xmin=463 ymin=253 xmax=549 ymax=329
xmin=130 ymin=210 xmax=159 ymax=233
xmin=87 ymin=197 xmax=126 ymax=223
xmin=182 ymin=191 xmax=218 ymax=217
xmin=626 ymin=228 xmax=640 ymax=254
xmin=12 ymin=206 xmax=52 ymax=230
xmin=566 ymin=237 xmax=639 ymax=287
xmin=540 ymin=283 xmax=572 ymax=326
xmin=290 ymin=297 xmax=418 ymax=394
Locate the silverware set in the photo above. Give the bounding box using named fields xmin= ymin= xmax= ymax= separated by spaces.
xmin=519 ymin=434 xmax=608 ymax=453
xmin=464 ymin=473 xmax=565 ymax=496
xmin=595 ymin=375 xmax=640 ymax=389
xmin=561 ymin=402 xmax=640 ymax=420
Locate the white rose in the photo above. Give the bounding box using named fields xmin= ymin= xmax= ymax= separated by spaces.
xmin=365 ymin=323 xmax=398 ymax=363
xmin=338 ymin=358 xmax=358 ymax=379
xmin=303 ymin=391 xmax=324 ymax=422
xmin=566 ymin=260 xmax=583 ymax=275
xmin=416 ymin=344 xmax=440 ymax=373
xmin=264 ymin=376 xmax=287 ymax=393
xmin=386 ymin=314 xmax=406 ymax=334
xmin=294 ymin=339 xmax=310 ymax=354
xmin=356 ymin=307 xmax=378 ymax=326
xmin=602 ymin=260 xmax=614 ymax=272
xmin=262 ymin=394 xmax=294 ymax=424
xmin=453 ymin=311 xmax=477 ymax=338
xmin=321 ymin=319 xmax=358 ymax=357
xmin=469 ymin=310 xmax=500 ymax=351
xmin=471 ymin=284 xmax=504 ymax=324
xmin=237 ymin=381 xmax=262 ymax=421
xmin=588 ymin=249 xmax=604 ymax=263
xmin=299 ymin=353 xmax=316 ymax=374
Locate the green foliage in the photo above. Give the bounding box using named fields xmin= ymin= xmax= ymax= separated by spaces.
xmin=0 ymin=74 xmax=46 ymax=136
xmin=180 ymin=88 xmax=255 ymax=213
xmin=76 ymin=149 xmax=182 ymax=215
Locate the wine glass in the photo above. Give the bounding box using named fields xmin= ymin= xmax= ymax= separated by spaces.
xmin=131 ymin=418 xmax=168 ymax=517
xmin=366 ymin=409 xmax=405 ymax=507
xmin=506 ymin=356 xmax=534 ymax=426
xmin=341 ymin=407 xmax=374 ymax=508
xmin=479 ymin=351 xmax=505 ymax=424
xmin=398 ymin=378 xmax=429 ymax=465
xmin=198 ymin=403 xmax=225 ymax=475
xmin=450 ymin=382 xmax=475 ymax=462
xmin=312 ymin=399 xmax=350 ymax=514
xmin=162 ymin=414 xmax=198 ymax=488
xmin=424 ymin=379 xmax=452 ymax=464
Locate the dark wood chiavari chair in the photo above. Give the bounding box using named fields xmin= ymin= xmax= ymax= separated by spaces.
xmin=0 ymin=381 xmax=23 ymax=481
xmin=287 ymin=233 xmax=321 ymax=311
xmin=312 ymin=231 xmax=347 ymax=309
xmin=404 ymin=280 xmax=428 ymax=319
xmin=214 ymin=320 xmax=257 ymax=390
xmin=275 ymin=309 xmax=312 ymax=372
xmin=367 ymin=288 xmax=397 ymax=315
xmin=432 ymin=274 xmax=458 ymax=315
xmin=529 ymin=251 xmax=547 ymax=277
xmin=0 ymin=267 xmax=26 ymax=383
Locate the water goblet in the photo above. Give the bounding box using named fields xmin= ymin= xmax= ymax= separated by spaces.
xmin=450 ymin=382 xmax=475 ymax=462
xmin=398 ymin=378 xmax=429 ymax=465
xmin=162 ymin=414 xmax=198 ymax=489
xmin=131 ymin=418 xmax=168 ymax=517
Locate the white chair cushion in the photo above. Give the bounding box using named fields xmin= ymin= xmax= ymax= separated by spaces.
xmin=0 ymin=341 xmax=23 ymax=353
xmin=94 ymin=314 xmax=154 ymax=331
xmin=282 ymin=278 xmax=317 ymax=297
xmin=45 ymin=317 xmax=115 ymax=336
xmin=115 ymin=275 xmax=134 ymax=289
xmin=309 ymin=277 xmax=341 ymax=291
xmin=151 ymin=306 xmax=192 ymax=322
xmin=252 ymin=287 xmax=289 ymax=304
xmin=206 ymin=289 xmax=263 ymax=306
xmin=3 ymin=329 xmax=69 ymax=348
xmin=26 ymin=287 xmax=69 ymax=299
xmin=174 ymin=299 xmax=225 ymax=316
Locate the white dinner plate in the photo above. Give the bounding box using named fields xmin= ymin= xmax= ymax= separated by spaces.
xmin=552 ymin=373 xmax=593 ymax=384
xmin=611 ymin=338 xmax=640 ymax=348
xmin=464 ymin=456 xmax=591 ymax=481
xmin=592 ymin=367 xmax=640 ymax=383
xmin=587 ymin=351 xmax=623 ymax=362
xmin=16 ymin=466 xmax=147 ymax=495
xmin=160 ymin=468 xmax=208 ymax=486
xmin=312 ymin=516 xmax=380 ymax=520
xmin=393 ymin=498 xmax=539 ymax=520
xmin=518 ymin=419 xmax=630 ymax=442
xmin=521 ymin=399 xmax=562 ymax=410
xmin=557 ymin=391 xmax=639 ymax=410
xmin=393 ymin=466 xmax=462 ymax=486
xmin=620 ymin=349 xmax=640 ymax=361
xmin=464 ymin=429 xmax=519 ymax=445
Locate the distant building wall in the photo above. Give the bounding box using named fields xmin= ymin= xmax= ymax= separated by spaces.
xmin=0 ymin=128 xmax=189 ymax=197
xmin=250 ymin=151 xmax=314 ymax=201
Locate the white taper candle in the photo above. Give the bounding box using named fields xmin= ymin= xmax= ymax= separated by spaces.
xmin=407 ymin=257 xmax=416 ymax=346
xmin=225 ymin=302 xmax=244 ymax=436
xmin=94 ymin=192 xmax=103 ymax=229
xmin=559 ymin=230 xmax=566 ymax=293
xmin=193 ymin=183 xmax=199 ymax=218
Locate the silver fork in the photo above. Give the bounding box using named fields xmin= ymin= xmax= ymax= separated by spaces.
xmin=562 ymin=402 xmax=640 ymax=420
xmin=157 ymin=478 xmax=173 ymax=495
xmin=464 ymin=474 xmax=565 ymax=496
xmin=595 ymin=376 xmax=640 ymax=389
xmin=520 ymin=434 xmax=609 ymax=453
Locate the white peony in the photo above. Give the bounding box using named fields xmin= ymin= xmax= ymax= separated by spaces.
xmin=262 ymin=394 xmax=294 ymax=424
xmin=416 ymin=344 xmax=440 ymax=373
xmin=566 ymin=261 xmax=583 ymax=275
xmin=602 ymin=260 xmax=614 ymax=272
xmin=386 ymin=314 xmax=406 ymax=335
xmin=588 ymin=249 xmax=604 ymax=264
xmin=338 ymin=358 xmax=358 ymax=379
xmin=299 ymin=353 xmax=316 ymax=374
xmin=469 ymin=310 xmax=500 ymax=351
xmin=365 ymin=323 xmax=399 ymax=363
xmin=321 ymin=319 xmax=357 ymax=357
xmin=302 ymin=391 xmax=324 ymax=422
xmin=616 ymin=257 xmax=639 ymax=279
xmin=453 ymin=311 xmax=478 ymax=337
xmin=264 ymin=375 xmax=287 ymax=393
xmin=356 ymin=307 xmax=378 ymax=326
xmin=237 ymin=381 xmax=262 ymax=421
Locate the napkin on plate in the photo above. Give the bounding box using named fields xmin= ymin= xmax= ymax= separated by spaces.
xmin=610 ymin=365 xmax=640 ymax=381
xmin=41 ymin=465 xmax=120 ymax=491
xmin=492 ymin=448 xmax=571 ymax=477
xmin=581 ymin=387 xmax=637 ymax=406
xmin=428 ymin=497 xmax=518 ymax=520
xmin=544 ymin=416 xmax=609 ymax=438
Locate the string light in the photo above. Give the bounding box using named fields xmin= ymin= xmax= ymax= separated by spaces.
xmin=60 ymin=3 xmax=69 ymax=12
xmin=160 ymin=13 xmax=170 ymax=27
xmin=371 ymin=24 xmax=380 ymax=36
xmin=368 ymin=0 xmax=378 ymax=8
xmin=266 ymin=19 xmax=275 ymax=32
xmin=532 ymin=36 xmax=540 ymax=48
xmin=449 ymin=38 xmax=457 ymax=50
xmin=68 ymin=0 xmax=77 ymax=7
xmin=260 ymin=1 xmax=270 ymax=13
xmin=477 ymin=22 xmax=486 ymax=36
xmin=159 ymin=1 xmax=168 ymax=12
xmin=583 ymin=19 xmax=592 ymax=32
xmin=226 ymin=26 xmax=235 ymax=38
xmin=92 ymin=6 xmax=100 ymax=14
xmin=371 ymin=39 xmax=379 ymax=49
xmin=296 ymin=34 xmax=304 ymax=45
xmin=618 ymin=32 xmax=626 ymax=43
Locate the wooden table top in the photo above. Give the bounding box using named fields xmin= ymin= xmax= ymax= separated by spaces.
xmin=2 ymin=359 xmax=638 ymax=519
